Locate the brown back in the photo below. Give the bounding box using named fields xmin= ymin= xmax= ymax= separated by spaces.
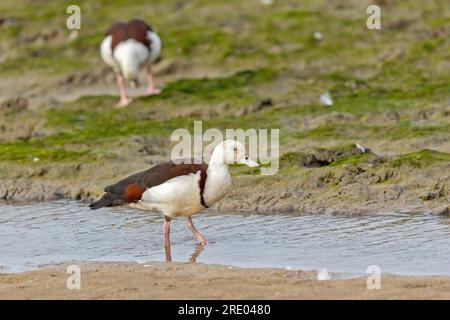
xmin=106 ymin=19 xmax=153 ymax=51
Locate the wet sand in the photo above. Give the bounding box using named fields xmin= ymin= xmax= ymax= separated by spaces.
xmin=1 ymin=262 xmax=449 ymax=300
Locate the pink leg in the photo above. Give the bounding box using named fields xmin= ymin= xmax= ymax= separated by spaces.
xmin=116 ymin=74 xmax=132 ymax=107
xmin=186 ymin=216 xmax=206 ymax=245
xmin=163 ymin=217 xmax=172 ymax=262
xmin=144 ymin=65 xmax=161 ymax=96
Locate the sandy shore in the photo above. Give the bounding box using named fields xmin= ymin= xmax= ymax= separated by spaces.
xmin=1 ymin=262 xmax=449 ymax=299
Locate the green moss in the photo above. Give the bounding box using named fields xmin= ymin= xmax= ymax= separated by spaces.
xmin=294 ymin=122 xmax=449 ymax=141
xmin=279 ymin=144 xmax=370 ymax=168
xmin=230 ymin=164 xmax=261 ymax=176
xmin=151 ymin=68 xmax=276 ymax=105
xmin=329 ymin=153 xmax=372 ymax=167
xmin=44 ymin=108 xmax=189 ymax=145
xmin=0 ymin=142 xmax=90 ymax=163
xmin=1 ymin=45 xmax=87 ymax=74
xmin=30 ymin=68 xmax=276 ymax=149
xmin=164 ymin=26 xmax=234 ymax=61
xmin=390 ymin=149 xmax=450 ymax=168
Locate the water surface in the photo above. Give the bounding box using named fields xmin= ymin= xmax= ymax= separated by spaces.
xmin=0 ymin=201 xmax=449 ymax=276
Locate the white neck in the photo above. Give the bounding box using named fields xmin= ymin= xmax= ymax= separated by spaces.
xmin=209 ymin=144 xmax=228 ymax=166
xmin=204 ymin=161 xmax=232 ymax=206
xmin=206 ymin=162 xmax=229 ymax=175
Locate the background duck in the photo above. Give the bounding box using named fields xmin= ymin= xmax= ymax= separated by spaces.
xmin=100 ymin=19 xmax=162 ymax=107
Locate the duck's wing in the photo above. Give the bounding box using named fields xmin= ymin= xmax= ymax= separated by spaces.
xmin=89 ymin=159 xmax=207 ymax=209
xmin=106 ymin=20 xmax=152 ymax=52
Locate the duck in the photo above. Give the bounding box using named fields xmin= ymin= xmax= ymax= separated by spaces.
xmin=90 ymin=140 xmax=259 ymax=259
xmin=100 ymin=19 xmax=162 ymax=107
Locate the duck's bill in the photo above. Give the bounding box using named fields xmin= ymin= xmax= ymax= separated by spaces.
xmin=239 ymin=158 xmax=259 ymax=167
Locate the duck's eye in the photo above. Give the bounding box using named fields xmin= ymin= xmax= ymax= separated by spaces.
xmin=245 ymin=156 xmax=248 ymax=160
xmin=233 ymin=147 xmax=237 ymax=152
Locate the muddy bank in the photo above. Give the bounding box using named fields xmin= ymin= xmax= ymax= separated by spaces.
xmin=0 ymin=173 xmax=448 ymax=216
xmin=1 ymin=262 xmax=449 ymax=299
xmin=0 ymin=145 xmax=449 ymax=216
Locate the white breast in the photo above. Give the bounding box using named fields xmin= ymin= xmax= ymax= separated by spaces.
xmin=140 ymin=171 xmax=204 ymax=217
xmin=203 ymin=165 xmax=232 ymax=206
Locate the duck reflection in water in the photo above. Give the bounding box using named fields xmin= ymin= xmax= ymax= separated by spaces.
xmin=164 ymin=243 xmax=205 ymax=263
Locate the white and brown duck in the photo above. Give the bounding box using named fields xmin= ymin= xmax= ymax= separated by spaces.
xmin=100 ymin=19 xmax=162 ymax=107
xmin=90 ymin=140 xmax=259 ymax=260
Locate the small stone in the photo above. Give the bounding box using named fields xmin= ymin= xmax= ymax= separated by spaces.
xmin=355 ymin=143 xmax=366 ymax=153
xmin=421 ymin=192 xmax=438 ymax=201
xmin=313 ymin=31 xmax=323 ymax=41
xmin=261 ymin=0 xmax=274 ymax=5
xmin=319 ymin=91 xmax=333 ymax=106
xmin=317 ymin=268 xmax=331 ymax=280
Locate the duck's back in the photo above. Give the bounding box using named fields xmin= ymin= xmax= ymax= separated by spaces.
xmin=100 ymin=20 xmax=157 ymax=72
xmin=90 ymin=159 xmax=208 ymax=212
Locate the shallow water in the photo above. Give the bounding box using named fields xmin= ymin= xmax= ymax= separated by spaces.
xmin=0 ymin=201 xmax=449 ymax=276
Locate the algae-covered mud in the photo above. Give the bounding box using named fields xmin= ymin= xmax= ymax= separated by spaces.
xmin=0 ymin=1 xmax=449 ymax=214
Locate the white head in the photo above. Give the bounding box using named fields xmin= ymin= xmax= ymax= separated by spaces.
xmin=210 ymin=140 xmax=259 ymax=167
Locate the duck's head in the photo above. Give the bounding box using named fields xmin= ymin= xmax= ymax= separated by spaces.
xmin=210 ymin=140 xmax=259 ymax=167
